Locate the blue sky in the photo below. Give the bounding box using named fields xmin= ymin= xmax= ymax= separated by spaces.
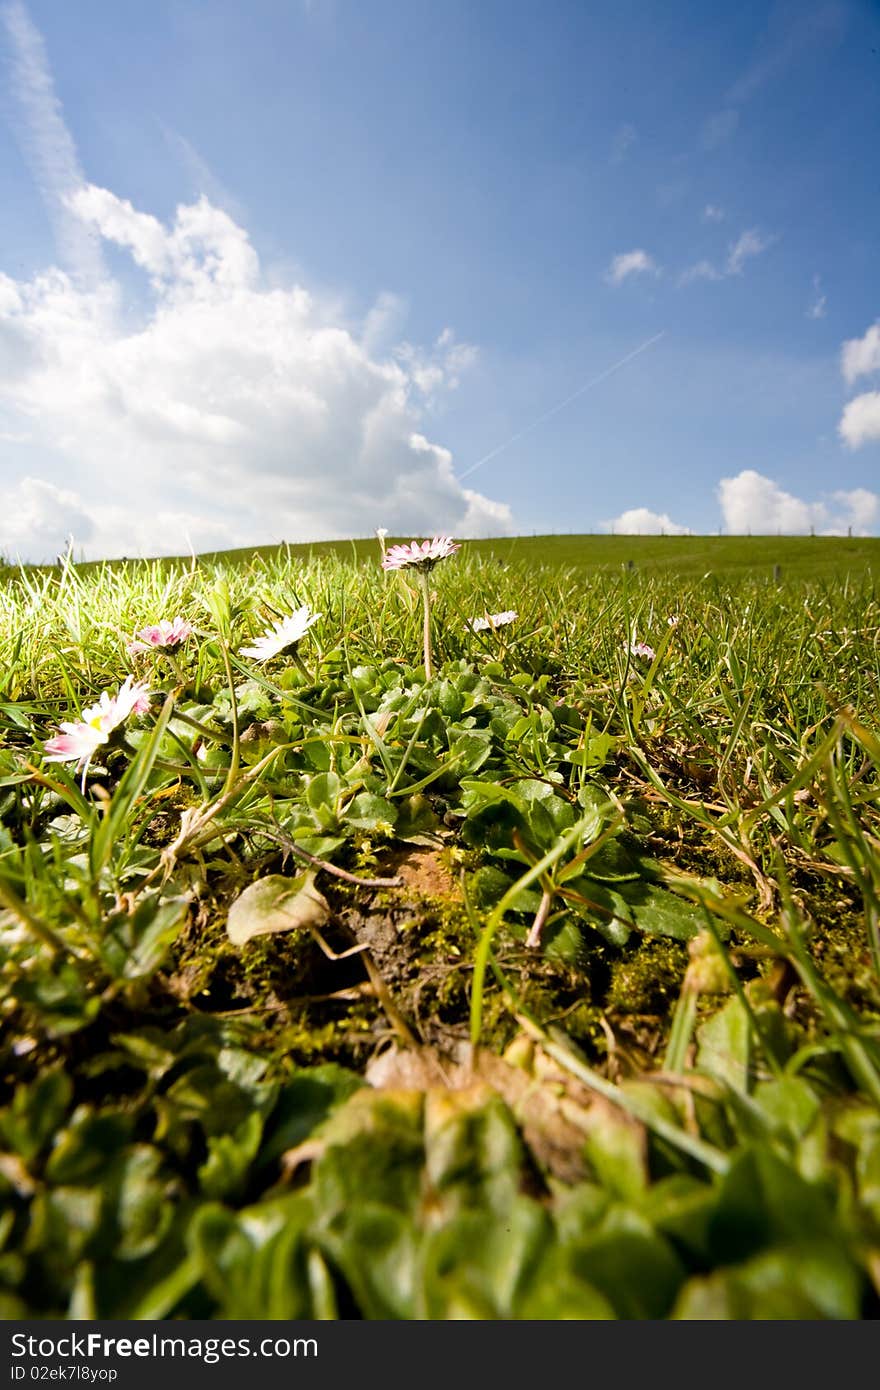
xmin=0 ymin=0 xmax=878 ymax=560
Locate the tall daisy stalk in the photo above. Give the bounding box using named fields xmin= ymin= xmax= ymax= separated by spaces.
xmin=381 ymin=536 xmax=460 ymax=678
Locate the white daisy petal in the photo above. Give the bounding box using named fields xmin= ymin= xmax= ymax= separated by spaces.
xmin=381 ymin=536 xmax=461 ymax=572
xmin=467 ymin=610 xmax=517 ymax=632
xmin=239 ymin=605 xmax=321 ymax=661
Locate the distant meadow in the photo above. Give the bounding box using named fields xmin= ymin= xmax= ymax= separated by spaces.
xmin=1 ymin=532 xmax=879 ymax=1319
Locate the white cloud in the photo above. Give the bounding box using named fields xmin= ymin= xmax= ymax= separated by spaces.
xmin=831 ymin=487 xmax=878 ymax=534
xmin=394 ymin=328 xmax=479 ymax=395
xmin=807 ymin=275 xmax=826 ymax=320
xmin=837 ymin=321 xmax=880 ymax=449
xmin=717 ymin=469 xmax=878 ymax=535
xmin=604 ymin=250 xmax=660 ymax=286
xmin=600 ymin=507 xmax=691 ymax=536
xmin=0 ymin=184 xmax=513 ymax=561
xmin=678 ymin=259 xmax=721 ymax=287
xmin=678 ymin=228 xmax=774 ymax=287
xmin=725 ymin=229 xmax=773 ymax=276
xmin=841 ymin=322 xmax=880 ymax=385
xmin=0 ymin=476 xmax=243 ymax=564
xmin=1 ymin=1 xmax=103 ymax=282
xmin=0 ymin=476 xmax=93 ymax=562
xmin=361 ymin=290 xmax=408 ymax=356
xmin=610 ymin=123 xmax=637 ymax=164
xmin=159 ymin=124 xmax=246 ymax=225
xmin=839 ymin=393 xmax=880 ymax=449
xmin=702 ymin=204 xmax=725 ymax=223
xmin=0 ymin=5 xmax=513 ymax=563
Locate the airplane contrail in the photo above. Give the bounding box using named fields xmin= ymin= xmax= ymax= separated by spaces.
xmin=457 ymin=330 xmax=667 ymax=481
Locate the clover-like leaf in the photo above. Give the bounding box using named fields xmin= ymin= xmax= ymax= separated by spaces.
xmin=225 ymin=872 xmax=330 ymax=946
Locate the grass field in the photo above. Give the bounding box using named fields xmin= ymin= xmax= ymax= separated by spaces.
xmin=1 ymin=533 xmax=879 ymax=1319
xmin=113 ymin=531 xmax=880 ymax=580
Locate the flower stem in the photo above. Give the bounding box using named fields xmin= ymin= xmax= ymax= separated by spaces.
xmin=419 ymin=570 xmax=433 ymax=679
xmin=165 ymin=651 xmax=188 ymax=688
xmin=292 ymin=648 xmax=313 ymax=684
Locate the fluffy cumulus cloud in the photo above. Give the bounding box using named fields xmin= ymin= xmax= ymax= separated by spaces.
xmin=600 ymin=506 xmax=692 ymax=535
xmin=839 ymin=394 xmax=880 ymax=449
xmin=717 ymin=470 xmax=878 ymax=536
xmin=604 ymin=250 xmax=659 ymax=286
xmin=0 ymin=476 xmax=94 ymax=560
xmin=842 ymin=322 xmax=880 ymax=384
xmin=838 ymin=321 xmax=880 ymax=449
xmin=0 ymin=186 xmax=514 ymax=562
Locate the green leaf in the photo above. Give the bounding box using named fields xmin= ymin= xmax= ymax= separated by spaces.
xmin=99 ymin=893 xmax=189 ymax=981
xmin=514 ymin=1247 xmax=616 ymax=1319
xmin=580 ymin=1103 xmax=647 ymax=1202
xmin=160 ymin=1063 xmax=261 ymax=1140
xmin=395 ymin=792 xmax=440 ymax=839
xmin=708 ymin=1145 xmax=840 ymax=1264
xmin=423 ymin=1089 xmax=525 ymax=1217
xmin=258 ymin=1065 xmax=365 ymax=1168
xmin=306 ymin=771 xmax=342 ymax=816
xmin=198 ymin=1111 xmax=264 ymax=1200
xmin=45 ymin=1108 xmax=133 ymax=1185
xmin=419 ymin=1199 xmax=551 ymax=1318
xmin=752 ymin=1077 xmax=822 ymax=1145
xmin=566 ymin=1215 xmax=686 ymax=1319
xmin=672 ymin=1242 xmax=864 ymax=1320
xmin=10 ymin=962 xmax=102 ymax=1037
xmin=225 ymin=872 xmax=330 ymax=945
xmin=344 ymin=792 xmax=398 ymax=832
xmin=321 ymin=1203 xmax=419 ymax=1319
xmin=856 ymin=1132 xmax=880 ymax=1220
xmin=108 ymin=1144 xmax=174 ymax=1260
xmin=0 ymin=1067 xmax=72 ymax=1164
xmin=564 ymin=732 xmax=616 ymax=770
xmin=437 ymin=679 xmax=465 ymax=719
xmin=25 ymin=1187 xmax=103 ymax=1274
xmin=695 ymin=995 xmax=752 ymax=1093
xmin=559 ymin=877 xmax=633 ymax=946
xmin=610 ymin=878 xmax=702 ymax=942
xmin=639 ymin=1174 xmax=716 ymax=1263
xmin=311 ymin=1091 xmax=425 ymax=1215
xmin=190 ymin=1195 xmax=316 ymax=1319
xmin=576 ymin=838 xmax=641 ymax=882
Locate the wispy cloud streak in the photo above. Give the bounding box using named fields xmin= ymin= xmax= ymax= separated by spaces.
xmin=1 ymin=0 xmax=102 ymax=280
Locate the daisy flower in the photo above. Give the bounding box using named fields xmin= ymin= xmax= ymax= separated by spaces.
xmin=381 ymin=536 xmax=460 ymax=678
xmin=381 ymin=536 xmax=460 ymax=573
xmin=44 ymin=676 xmax=151 ymax=790
xmin=127 ymin=616 xmax=193 ymax=655
xmin=239 ymin=605 xmax=321 ymax=662
xmin=467 ymin=610 xmax=517 ymax=632
xmin=627 ymin=639 xmax=656 ymax=661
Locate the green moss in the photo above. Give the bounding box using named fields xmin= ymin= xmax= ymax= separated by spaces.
xmin=606 ymin=938 xmax=689 ymax=1015
xmin=272 ymin=1002 xmax=379 ymax=1067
